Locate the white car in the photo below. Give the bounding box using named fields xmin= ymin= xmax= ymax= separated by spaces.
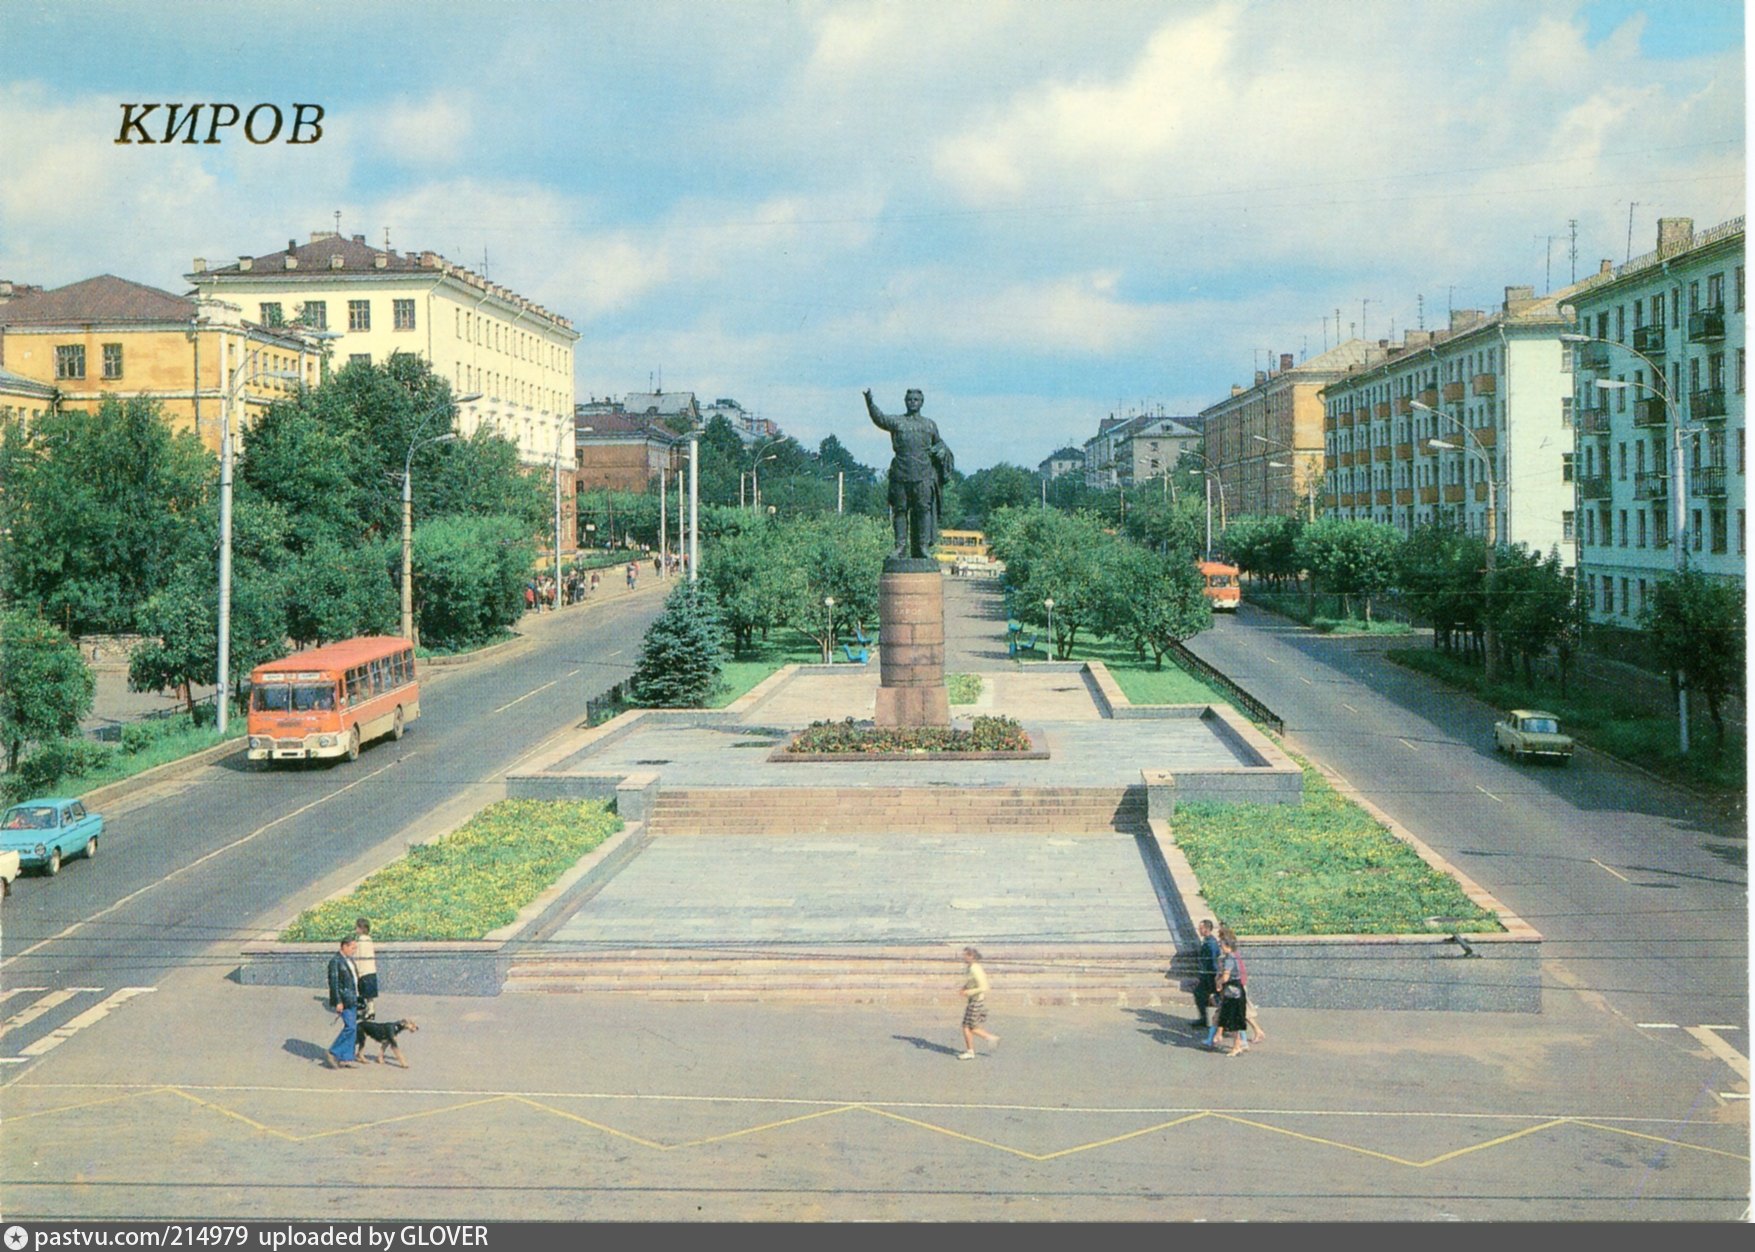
xmin=0 ymin=848 xmax=19 ymax=898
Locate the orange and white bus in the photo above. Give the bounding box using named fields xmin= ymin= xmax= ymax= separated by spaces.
xmin=1197 ymin=561 xmax=1241 ymax=612
xmin=247 ymin=636 xmax=420 ymax=764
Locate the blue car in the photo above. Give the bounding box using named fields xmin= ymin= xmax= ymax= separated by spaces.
xmin=1 ymin=797 xmax=103 ymax=877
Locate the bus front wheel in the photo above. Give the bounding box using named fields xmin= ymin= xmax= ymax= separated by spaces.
xmin=345 ymin=727 xmax=361 ymax=763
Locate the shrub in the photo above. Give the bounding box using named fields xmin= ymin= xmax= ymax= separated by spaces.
xmin=630 ymin=582 xmax=725 ymax=707
xmin=788 ymin=715 xmax=1032 ymax=754
xmin=8 ymin=738 xmax=116 ymax=800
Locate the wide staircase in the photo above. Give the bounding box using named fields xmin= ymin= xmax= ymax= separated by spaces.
xmin=504 ymin=942 xmax=1186 ymax=1004
xmin=644 ymin=785 xmax=1149 ymax=836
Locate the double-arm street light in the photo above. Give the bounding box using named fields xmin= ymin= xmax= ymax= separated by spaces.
xmin=1559 ymin=328 xmax=1696 ymax=752
xmin=1181 ymin=450 xmax=1229 ymax=560
xmin=401 ymin=392 xmax=480 ymax=642
xmin=1411 ymin=399 xmax=1501 ymax=683
xmin=1252 ymin=433 xmax=1317 ymax=521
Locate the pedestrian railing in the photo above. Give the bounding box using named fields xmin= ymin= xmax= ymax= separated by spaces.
xmin=1167 ymin=641 xmax=1285 ymax=737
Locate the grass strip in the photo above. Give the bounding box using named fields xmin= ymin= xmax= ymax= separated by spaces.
xmin=1385 ymin=645 xmax=1743 ymax=793
xmin=947 ymin=673 xmax=983 ymax=705
xmin=5 ymin=724 xmax=247 ymax=803
xmin=1174 ymin=758 xmax=1503 ymax=936
xmin=280 ymin=798 xmax=622 ymax=942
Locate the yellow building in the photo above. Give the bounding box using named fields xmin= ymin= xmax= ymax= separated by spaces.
xmin=191 ymin=233 xmax=580 ymax=552
xmin=0 ymin=275 xmax=319 ymax=449
xmin=0 ymin=365 xmax=57 ymax=427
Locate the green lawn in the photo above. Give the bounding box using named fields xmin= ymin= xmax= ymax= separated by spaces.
xmin=1056 ymin=635 xmax=1232 ymax=707
xmin=1386 ymin=646 xmax=1744 ymax=793
xmin=1248 ymin=587 xmax=1412 ymax=636
xmin=1175 ymin=758 xmax=1503 ymax=935
xmin=947 ymin=673 xmax=983 ymax=705
xmin=280 ymin=799 xmax=622 ymax=941
xmin=709 ymin=637 xmax=840 ymax=708
xmin=3 ymin=722 xmax=247 ymax=804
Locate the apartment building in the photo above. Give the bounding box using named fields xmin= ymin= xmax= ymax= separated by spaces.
xmin=0 ymin=275 xmax=318 ymax=450
xmin=1119 ymin=417 xmax=1200 ymax=486
xmin=1202 ymin=342 xmax=1377 ymax=519
xmin=1563 ymin=215 xmax=1745 ymax=625
xmin=1037 ymin=445 xmax=1085 ymax=480
xmin=575 ymin=403 xmax=684 ymax=495
xmin=1320 ymin=285 xmax=1580 ymax=560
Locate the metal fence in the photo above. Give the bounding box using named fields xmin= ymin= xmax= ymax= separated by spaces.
xmin=583 ymin=680 xmax=632 ymax=727
xmin=1167 ymin=641 xmax=1285 ymax=737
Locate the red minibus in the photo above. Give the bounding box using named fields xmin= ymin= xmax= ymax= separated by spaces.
xmin=248 ymin=636 xmax=420 ymax=764
xmin=1198 ymin=561 xmax=1241 ymax=612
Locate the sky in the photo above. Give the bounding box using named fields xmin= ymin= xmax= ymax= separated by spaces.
xmin=0 ymin=0 xmax=1745 ymax=472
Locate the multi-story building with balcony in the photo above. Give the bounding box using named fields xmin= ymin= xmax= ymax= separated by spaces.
xmin=1562 ymin=215 xmax=1744 ymax=626
xmin=1037 ymin=445 xmax=1085 ymax=481
xmin=1120 ymin=417 xmax=1201 ymax=487
xmin=0 ymin=275 xmax=318 ymax=450
xmin=1320 ymin=285 xmax=1581 ymax=561
xmin=1202 ymin=343 xmax=1378 ymax=519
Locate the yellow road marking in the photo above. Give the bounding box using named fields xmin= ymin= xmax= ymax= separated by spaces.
xmin=1030 ymin=1112 xmax=1212 ymax=1161
xmin=1590 ymin=858 xmax=1631 ymax=883
xmin=668 ymin=1103 xmax=862 ymax=1149
xmin=1208 ymin=1112 xmax=1419 ymax=1166
xmin=860 ymin=1105 xmax=1046 ymax=1160
xmin=0 ymin=1087 xmax=168 ymax=1123
xmin=299 ymin=1095 xmax=511 ymax=1141
xmin=503 ymin=1094 xmax=668 ymax=1149
xmin=166 ymin=1087 xmax=298 ymax=1141
xmin=1413 ymin=1118 xmax=1574 ymax=1166
xmin=1569 ymin=1119 xmax=1751 ymax=1162
xmin=0 ymin=759 xmax=402 ymax=973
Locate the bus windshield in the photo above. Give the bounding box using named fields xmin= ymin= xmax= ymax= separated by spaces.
xmin=254 ymin=684 xmax=337 ymax=712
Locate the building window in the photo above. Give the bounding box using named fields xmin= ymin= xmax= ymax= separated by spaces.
xmin=300 ymin=300 xmax=327 ymax=331
xmin=1738 ymin=265 xmax=1746 ymax=312
xmin=1620 ymin=577 xmax=1630 ymax=615
xmin=101 ymin=343 xmax=123 ymax=379
xmin=394 ymin=299 xmax=416 ymax=331
xmin=1561 ymin=452 xmax=1574 ymax=483
xmin=1654 ymin=510 xmax=1667 ymax=548
xmin=349 ymin=353 xmax=372 ymax=368
xmin=1688 ymin=281 xmax=1700 ymax=314
xmin=1740 ymin=509 xmax=1746 ymax=555
xmin=1709 ymin=353 xmax=1725 ymax=390
xmin=1707 ymin=272 xmax=1724 ymax=309
xmin=54 ymin=345 xmax=85 ymax=379
xmin=1618 ymin=509 xmax=1628 ymax=547
xmin=1692 ymin=508 xmax=1704 ymax=551
xmin=348 ymin=300 xmax=371 ymax=332
xmin=259 ymin=302 xmax=283 ymax=326
xmin=1563 ymin=510 xmax=1575 ymax=541
xmin=1711 ymin=508 xmax=1728 ymax=554
xmin=1584 ymin=510 xmax=1594 ymax=544
xmin=1617 ymin=442 xmax=1627 ymax=480
xmin=1636 ymin=510 xmax=1647 ymax=548
xmin=1637 ymin=579 xmax=1647 ymax=613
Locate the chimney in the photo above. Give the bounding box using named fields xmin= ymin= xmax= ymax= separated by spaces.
xmin=1254 ymin=370 xmax=1267 ymax=386
xmin=330 ymin=255 xmax=344 ymax=270
xmin=284 ymin=254 xmax=299 ymax=270
xmin=1231 ymin=385 xmax=1245 ymax=397
xmin=239 ymin=256 xmax=253 ymax=271
xmin=1657 ymin=217 xmax=1694 ymax=255
xmin=287 ymin=239 xmax=297 ymax=253
xmin=1279 ymin=353 xmax=1294 ymax=372
xmin=192 ymin=257 xmax=206 ymax=273
xmin=372 ymin=255 xmax=388 ymax=269
xmin=1599 ymin=258 xmax=1615 ymax=276
xmin=353 ymin=234 xmax=367 ymax=244
xmin=1503 ymin=284 xmax=1538 ymax=314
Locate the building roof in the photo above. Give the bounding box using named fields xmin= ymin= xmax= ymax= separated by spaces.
xmin=0 ymin=367 xmax=57 ymax=398
xmin=622 ymin=390 xmax=698 ymax=418
xmin=0 ymin=275 xmax=196 ymax=327
xmin=1123 ymin=417 xmax=1201 ymax=441
xmin=576 ymin=408 xmax=682 ymax=442
xmin=1045 ymin=445 xmax=1085 ymax=461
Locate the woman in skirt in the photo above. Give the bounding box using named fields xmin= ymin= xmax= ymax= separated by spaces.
xmin=957 ymin=947 xmax=1000 ymax=1060
xmin=1213 ymin=936 xmax=1249 ymax=1056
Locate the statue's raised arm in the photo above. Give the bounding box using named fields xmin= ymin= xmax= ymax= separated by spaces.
xmin=864 ymin=388 xmax=898 ymax=433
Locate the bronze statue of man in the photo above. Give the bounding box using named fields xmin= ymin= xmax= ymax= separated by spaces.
xmin=864 ymin=387 xmax=954 ymax=560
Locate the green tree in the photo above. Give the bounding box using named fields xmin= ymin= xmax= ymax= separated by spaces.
xmin=0 ymin=611 xmax=95 ymax=772
xmin=701 ymin=525 xmax=803 ymax=654
xmin=1398 ymin=525 xmax=1484 ymax=656
xmin=0 ymin=397 xmax=212 ymax=635
xmin=1221 ymin=514 xmax=1303 ymax=588
xmin=285 ymin=537 xmax=398 ymax=647
xmin=1295 ymin=518 xmax=1403 ymax=621
xmin=1117 ymin=547 xmax=1212 ymax=668
xmin=1640 ymin=571 xmax=1746 ymax=751
xmin=1490 ymin=544 xmax=1574 ymax=685
xmin=408 ymin=515 xmax=533 ymax=652
xmin=629 ymin=582 xmax=725 ymax=707
xmin=237 ymin=400 xmax=361 ymax=551
xmin=780 ymin=514 xmax=890 ymax=655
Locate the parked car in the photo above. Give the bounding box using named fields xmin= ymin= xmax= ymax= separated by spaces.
xmin=0 ymin=849 xmax=18 ymax=898
xmin=0 ymin=797 xmax=104 ymax=876
xmin=1493 ymin=709 xmax=1575 ymax=764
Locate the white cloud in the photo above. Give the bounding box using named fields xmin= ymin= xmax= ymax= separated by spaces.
xmin=370 ymin=93 xmax=475 ymax=166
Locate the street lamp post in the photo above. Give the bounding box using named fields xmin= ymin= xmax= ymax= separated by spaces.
xmin=1253 ymin=433 xmax=1315 ymax=521
xmin=824 ymin=596 xmax=835 ymax=664
xmin=688 ymin=428 xmax=700 ymax=582
xmin=1413 ymin=399 xmax=1499 ymax=683
xmin=401 ymin=393 xmax=479 ymax=642
xmin=551 ymin=419 xmax=570 ymax=611
xmin=1043 ymin=597 xmax=1055 ymax=660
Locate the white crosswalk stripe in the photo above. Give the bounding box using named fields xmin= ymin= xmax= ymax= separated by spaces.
xmin=0 ymin=988 xmax=100 ymax=1038
xmin=19 ymin=987 xmax=155 ymax=1057
xmin=0 ymin=987 xmax=48 ymax=1005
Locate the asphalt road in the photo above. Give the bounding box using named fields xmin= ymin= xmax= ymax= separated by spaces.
xmin=0 ymin=585 xmax=668 ymax=1025
xmin=1183 ymin=604 xmax=1749 ymax=1031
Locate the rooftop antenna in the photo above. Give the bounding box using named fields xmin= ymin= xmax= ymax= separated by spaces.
xmin=1535 ymin=233 xmax=1559 ymax=294
xmin=1626 ymin=202 xmax=1639 ymax=263
xmin=1417 ymin=293 xmax=1425 ymax=331
xmin=482 ymin=247 xmax=490 ymax=280
xmin=1568 ymin=218 xmax=1579 ymax=283
xmin=1335 ymin=308 xmax=1342 ymax=345
xmin=333 ymin=209 xmax=341 ymax=236
xmin=384 ymin=227 xmax=392 ymax=252
xmin=1362 ymin=297 xmax=1375 ymax=342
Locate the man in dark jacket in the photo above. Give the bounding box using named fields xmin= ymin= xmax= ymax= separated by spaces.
xmin=325 ymin=935 xmax=362 ymax=1069
xmin=1190 ymin=919 xmax=1221 ymax=1032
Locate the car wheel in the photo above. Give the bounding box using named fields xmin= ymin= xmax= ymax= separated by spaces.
xmin=83 ymin=836 xmax=97 ymax=860
xmin=44 ymin=848 xmax=60 ymax=877
xmin=391 ymin=708 xmax=405 ymax=741
xmin=346 ymin=727 xmax=361 ymax=763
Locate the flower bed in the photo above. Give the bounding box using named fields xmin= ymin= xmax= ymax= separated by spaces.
xmin=782 ymin=715 xmax=1034 ymax=756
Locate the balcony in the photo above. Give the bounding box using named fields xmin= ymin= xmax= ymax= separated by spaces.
xmin=1693 ymin=465 xmax=1728 ymax=498
xmin=1471 ymin=425 xmax=1496 ymax=448
xmin=1442 ymin=381 xmax=1466 ymax=403
xmin=1577 ymin=475 xmax=1611 ymax=501
xmin=1632 ymin=397 xmax=1668 ymax=428
xmin=1443 ymin=484 xmax=1465 ymax=503
xmin=1374 ymin=402 xmax=1392 ymax=419
xmin=1690 ymin=387 xmax=1727 ymax=420
xmin=1633 ymin=470 xmax=1668 ymax=500
xmin=1419 ymin=486 xmax=1439 ymax=505
xmin=1476 ymin=482 xmax=1491 ymax=502
xmin=1577 ymin=408 xmax=1613 ymax=436
xmin=1576 ymin=343 xmax=1612 ymax=371
xmin=1395 ymin=395 xmax=1413 ymax=415
xmin=1471 ymin=373 xmax=1497 ymax=396
xmin=1374 ymin=445 xmax=1392 ymax=462
xmin=1417 ymin=388 xmax=1439 ymax=409
xmin=1632 ymin=324 xmax=1666 ymax=355
xmin=1688 ymin=306 xmax=1726 ymax=343
xmin=1337 ymin=451 xmax=1353 ymax=467
xmin=1395 ymin=488 xmax=1413 ymax=506
xmin=1374 ymin=489 xmax=1393 ymax=505
xmin=1395 ymin=442 xmax=1413 ymax=460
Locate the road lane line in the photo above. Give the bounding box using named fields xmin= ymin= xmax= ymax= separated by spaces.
xmin=492 ymin=680 xmax=559 ymax=715
xmin=1341 ymin=702 xmax=1360 ymax=713
xmin=19 ymin=987 xmax=155 ymax=1057
xmin=1589 ymin=858 xmax=1631 ymax=883
xmin=565 ymin=669 xmax=580 ymax=678
xmin=0 ymin=758 xmax=402 ymax=974
xmin=1397 ymin=738 xmax=1418 ymax=752
xmin=607 ymin=649 xmax=624 ymax=658
xmin=0 ymin=989 xmax=96 ymax=1038
xmin=1702 ymin=1025 xmax=1743 ymax=1031
xmin=1686 ymin=1027 xmax=1752 ymax=1081
xmin=1475 ymin=785 xmax=1504 ymax=803
xmin=1299 ymin=676 xmax=1314 ymax=685
xmin=1637 ymin=1023 xmax=1680 ymax=1029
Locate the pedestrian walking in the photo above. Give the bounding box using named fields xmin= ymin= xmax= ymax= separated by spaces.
xmin=1189 ymin=918 xmax=1220 ymax=1034
xmin=1218 ymin=923 xmax=1265 ymax=1046
xmin=625 ymin=561 xmax=637 ymax=590
xmin=1213 ymin=936 xmax=1249 ymax=1057
xmin=353 ymin=917 xmax=378 ymax=1021
xmin=956 ymin=947 xmax=1000 ymax=1059
xmin=589 ymin=570 xmax=601 ymax=596
xmin=324 ymin=936 xmax=363 ymax=1069
xmin=524 ymin=582 xmax=537 ymax=613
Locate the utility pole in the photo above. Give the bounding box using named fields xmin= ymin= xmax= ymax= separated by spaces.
xmin=659 ymin=464 xmax=668 ymax=570
xmin=216 ymin=338 xmax=235 ymax=734
xmin=1417 ymin=293 xmax=1425 ymax=331
xmin=1626 ymin=202 xmax=1639 ymax=263
xmin=688 ymin=430 xmax=699 ymax=582
xmin=1568 ymin=218 xmax=1579 ymax=283
xmin=837 ymin=470 xmax=844 ymax=514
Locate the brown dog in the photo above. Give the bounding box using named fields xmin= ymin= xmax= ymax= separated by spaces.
xmin=355 ymin=1018 xmax=418 ymax=1067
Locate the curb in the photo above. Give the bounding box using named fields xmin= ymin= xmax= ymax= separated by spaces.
xmin=79 ymin=735 xmax=247 ymax=812
xmin=420 ymin=631 xmax=529 ymax=669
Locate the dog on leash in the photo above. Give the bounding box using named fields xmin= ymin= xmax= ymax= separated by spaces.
xmin=355 ymin=1017 xmax=418 ymax=1067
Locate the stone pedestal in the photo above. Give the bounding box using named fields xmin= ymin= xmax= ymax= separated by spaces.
xmin=874 ymin=560 xmax=950 ymax=727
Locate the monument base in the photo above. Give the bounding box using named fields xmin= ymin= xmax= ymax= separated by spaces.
xmin=875 ymin=567 xmax=949 ymax=728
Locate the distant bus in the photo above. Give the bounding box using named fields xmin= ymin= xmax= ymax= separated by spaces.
xmin=1198 ymin=561 xmax=1241 ymax=612
xmin=247 ymin=636 xmax=420 ymax=765
xmin=936 ymin=529 xmax=995 ymax=571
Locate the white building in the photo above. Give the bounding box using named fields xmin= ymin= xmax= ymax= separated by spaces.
xmin=1562 ymin=216 xmax=1745 ymax=625
xmin=1320 ymin=284 xmax=1581 ymax=561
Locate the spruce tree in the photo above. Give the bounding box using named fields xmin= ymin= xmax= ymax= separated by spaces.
xmin=629 ymin=582 xmax=726 ymax=707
